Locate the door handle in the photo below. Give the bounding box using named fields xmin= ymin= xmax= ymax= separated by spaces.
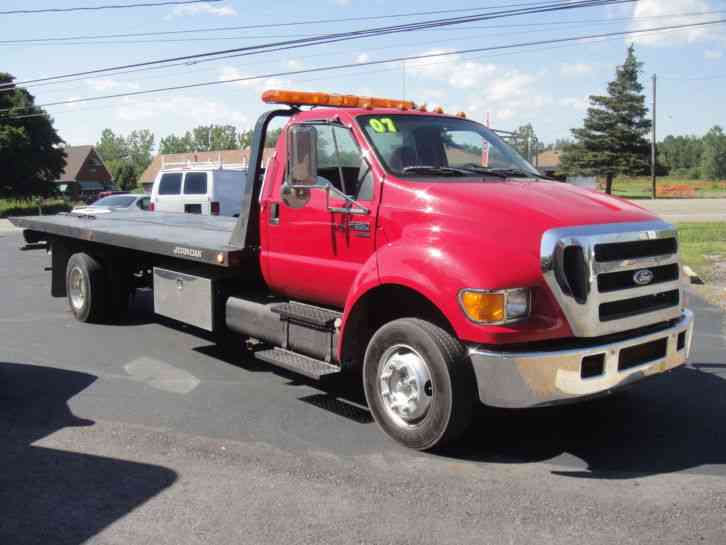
xmin=347 ymin=221 xmax=371 ymax=238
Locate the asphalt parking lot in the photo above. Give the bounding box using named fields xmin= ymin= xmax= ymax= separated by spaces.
xmin=2 ymin=230 xmax=726 ymax=545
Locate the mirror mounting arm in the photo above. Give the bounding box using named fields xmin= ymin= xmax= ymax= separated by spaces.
xmin=286 ymin=182 xmax=369 ymax=215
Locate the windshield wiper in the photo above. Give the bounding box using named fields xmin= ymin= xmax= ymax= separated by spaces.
xmin=401 ymin=165 xmax=469 ymax=177
xmin=468 ymin=166 xmax=550 ymax=180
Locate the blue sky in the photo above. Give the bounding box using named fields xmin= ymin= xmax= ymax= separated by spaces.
xmin=2 ymin=0 xmax=725 ymax=148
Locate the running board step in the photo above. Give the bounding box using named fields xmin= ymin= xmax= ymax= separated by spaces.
xmin=254 ymin=348 xmax=341 ymax=380
xmin=271 ymin=302 xmax=341 ymax=331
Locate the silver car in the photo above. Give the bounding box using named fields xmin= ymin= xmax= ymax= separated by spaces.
xmin=72 ymin=194 xmax=151 ymax=215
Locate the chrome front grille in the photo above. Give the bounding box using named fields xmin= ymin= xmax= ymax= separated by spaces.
xmin=541 ymin=221 xmax=684 ymax=337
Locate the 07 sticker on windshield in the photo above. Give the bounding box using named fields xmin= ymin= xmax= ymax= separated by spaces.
xmin=369 ymin=118 xmax=398 ymax=133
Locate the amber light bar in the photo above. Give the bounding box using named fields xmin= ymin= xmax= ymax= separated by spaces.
xmin=262 ymin=89 xmax=416 ymax=111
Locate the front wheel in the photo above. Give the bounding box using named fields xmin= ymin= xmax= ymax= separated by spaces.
xmin=363 ymin=318 xmax=475 ymax=451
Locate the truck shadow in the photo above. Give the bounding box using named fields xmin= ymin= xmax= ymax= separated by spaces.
xmin=441 ymin=363 xmax=726 ymax=478
xmin=0 ymin=361 xmax=177 ymax=545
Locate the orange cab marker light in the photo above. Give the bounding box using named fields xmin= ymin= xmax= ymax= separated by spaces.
xmin=262 ymin=89 xmax=416 ymax=111
xmin=456 ymin=111 xmax=467 ymax=118
xmin=433 ymin=106 xmax=445 ymax=114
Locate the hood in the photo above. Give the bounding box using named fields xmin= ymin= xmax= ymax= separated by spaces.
xmin=379 ymin=178 xmax=662 ymax=290
xmin=413 ymin=179 xmax=657 ymax=229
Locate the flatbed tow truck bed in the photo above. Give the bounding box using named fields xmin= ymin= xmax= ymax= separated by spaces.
xmin=10 ymin=212 xmax=245 ymax=267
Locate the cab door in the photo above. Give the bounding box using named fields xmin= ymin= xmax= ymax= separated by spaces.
xmin=262 ymin=122 xmax=378 ymax=308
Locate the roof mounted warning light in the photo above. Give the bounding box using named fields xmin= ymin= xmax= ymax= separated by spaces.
xmin=262 ymin=89 xmax=416 ymax=111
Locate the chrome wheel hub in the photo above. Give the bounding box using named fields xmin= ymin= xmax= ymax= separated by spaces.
xmin=378 ymin=344 xmax=433 ymax=425
xmin=69 ymin=266 xmax=86 ymax=311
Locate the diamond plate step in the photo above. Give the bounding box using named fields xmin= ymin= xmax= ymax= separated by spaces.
xmin=271 ymin=302 xmax=341 ymax=330
xmin=254 ymin=348 xmax=341 ymax=380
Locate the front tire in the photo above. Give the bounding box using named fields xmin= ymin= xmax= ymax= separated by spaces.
xmin=363 ymin=318 xmax=474 ymax=451
xmin=66 ymin=253 xmax=107 ymax=323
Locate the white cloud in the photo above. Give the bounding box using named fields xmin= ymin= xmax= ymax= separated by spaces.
xmin=332 ymin=0 xmax=351 ymax=5
xmin=217 ymin=66 xmax=289 ymax=93
xmin=355 ymin=53 xmax=370 ymax=64
xmin=85 ymin=78 xmax=140 ymax=92
xmin=558 ymin=96 xmax=589 ymax=112
xmin=407 ymin=49 xmax=496 ymax=90
xmin=167 ymin=2 xmax=237 ymax=18
xmin=484 ymin=70 xmax=537 ymax=102
xmin=705 ymin=49 xmax=723 ymax=59
xmin=115 ymin=95 xmax=248 ymax=126
xmin=560 ymin=63 xmax=594 ymax=77
xmin=629 ymin=0 xmax=720 ymax=46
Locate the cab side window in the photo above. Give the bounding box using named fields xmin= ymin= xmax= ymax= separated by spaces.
xmin=313 ymin=125 xmax=373 ymax=201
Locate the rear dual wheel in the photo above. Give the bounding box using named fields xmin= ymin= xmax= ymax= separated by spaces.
xmin=66 ymin=253 xmax=107 ymax=323
xmin=66 ymin=252 xmax=130 ymax=323
xmin=363 ymin=318 xmax=475 ymax=451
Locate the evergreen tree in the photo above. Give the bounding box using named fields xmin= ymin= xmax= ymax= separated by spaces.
xmin=0 ymin=72 xmax=65 ymax=196
xmin=700 ymin=126 xmax=726 ymax=181
xmin=560 ymin=45 xmax=652 ymax=194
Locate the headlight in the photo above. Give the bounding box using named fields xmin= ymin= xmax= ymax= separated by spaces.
xmin=458 ymin=288 xmax=531 ymax=324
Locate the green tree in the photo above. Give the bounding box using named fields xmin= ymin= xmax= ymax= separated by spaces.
xmin=159 ymin=132 xmax=193 ymax=154
xmin=96 ymin=128 xmax=154 ymax=189
xmin=114 ymin=162 xmax=138 ymax=191
xmin=560 ymin=45 xmax=652 ymax=194
xmin=700 ymin=126 xmax=726 ymax=180
xmin=190 ymin=124 xmax=239 ymax=151
xmin=239 ymin=127 xmax=282 ymax=149
xmin=96 ymin=128 xmax=129 ymax=180
xmin=127 ymin=129 xmax=154 ymax=175
xmin=511 ymin=124 xmax=540 ymax=163
xmin=0 ymin=72 xmax=65 ymax=196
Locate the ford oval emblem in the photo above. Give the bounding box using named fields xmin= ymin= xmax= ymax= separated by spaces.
xmin=633 ymin=269 xmax=654 ymax=286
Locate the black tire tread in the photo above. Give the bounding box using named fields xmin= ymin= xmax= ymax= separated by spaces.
xmin=364 ymin=318 xmax=475 ymax=451
xmin=66 ymin=253 xmax=107 ymax=323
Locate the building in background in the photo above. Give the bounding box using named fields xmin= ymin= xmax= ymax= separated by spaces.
xmin=55 ymin=145 xmax=114 ymax=201
xmin=535 ymin=149 xmax=563 ymax=179
xmin=139 ymin=148 xmax=275 ymax=193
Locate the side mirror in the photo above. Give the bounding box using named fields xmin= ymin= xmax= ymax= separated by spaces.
xmin=282 ymin=125 xmax=318 ymax=208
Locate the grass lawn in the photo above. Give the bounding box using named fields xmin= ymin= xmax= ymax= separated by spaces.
xmin=677 ymin=222 xmax=726 ymax=281
xmin=611 ymin=177 xmax=726 ymax=199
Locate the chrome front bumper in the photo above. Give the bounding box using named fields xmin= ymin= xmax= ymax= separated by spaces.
xmin=469 ymin=310 xmax=694 ymax=408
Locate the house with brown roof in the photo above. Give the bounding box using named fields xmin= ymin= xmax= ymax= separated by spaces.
xmin=55 ymin=145 xmax=114 ymax=200
xmin=535 ymin=149 xmax=562 ymax=178
xmin=139 ymin=148 xmax=275 ymax=192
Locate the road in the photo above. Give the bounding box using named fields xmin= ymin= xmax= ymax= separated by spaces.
xmin=1 ymin=230 xmax=726 ymax=545
xmin=637 ymin=198 xmax=726 ymax=223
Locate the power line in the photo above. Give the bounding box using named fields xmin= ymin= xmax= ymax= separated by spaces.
xmin=0 ymin=0 xmax=596 ymax=39
xmin=0 ymin=0 xmax=223 ymax=15
xmin=0 ymin=37 xmax=633 ymax=122
xmin=0 ymin=0 xmax=633 ymax=89
xmin=4 ymin=8 xmax=725 ymax=47
xmin=4 ymin=18 xmax=723 ymax=116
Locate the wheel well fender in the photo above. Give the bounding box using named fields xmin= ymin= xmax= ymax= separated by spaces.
xmin=338 ymin=283 xmax=454 ymax=372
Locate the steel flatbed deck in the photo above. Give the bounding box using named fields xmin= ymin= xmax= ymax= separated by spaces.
xmin=10 ymin=211 xmax=246 ymax=267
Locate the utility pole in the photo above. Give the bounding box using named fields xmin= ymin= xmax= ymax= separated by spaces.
xmin=402 ymin=60 xmax=406 ymax=100
xmin=650 ymin=74 xmax=658 ymax=199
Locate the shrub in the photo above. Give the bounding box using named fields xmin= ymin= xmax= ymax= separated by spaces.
xmin=0 ymin=198 xmax=73 ymax=218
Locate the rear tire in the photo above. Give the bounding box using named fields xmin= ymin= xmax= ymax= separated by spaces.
xmin=363 ymin=318 xmax=474 ymax=451
xmin=66 ymin=253 xmax=107 ymax=323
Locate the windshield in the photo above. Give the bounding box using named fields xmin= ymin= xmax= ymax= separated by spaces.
xmin=358 ymin=114 xmax=539 ymax=178
xmin=92 ymin=195 xmax=135 ymax=207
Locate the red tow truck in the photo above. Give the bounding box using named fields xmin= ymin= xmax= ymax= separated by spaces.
xmin=12 ymin=89 xmax=694 ymax=450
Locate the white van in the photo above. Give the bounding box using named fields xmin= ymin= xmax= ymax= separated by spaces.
xmin=150 ymin=162 xmax=247 ymax=217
